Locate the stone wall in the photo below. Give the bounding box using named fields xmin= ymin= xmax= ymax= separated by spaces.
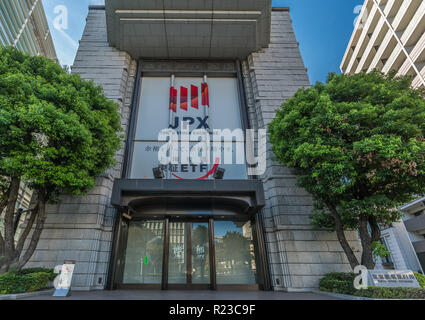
xmin=22 ymin=7 xmax=137 ymax=290
xmin=242 ymin=9 xmax=361 ymax=291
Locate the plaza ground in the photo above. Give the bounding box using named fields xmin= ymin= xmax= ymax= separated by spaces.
xmin=22 ymin=290 xmax=340 ymax=300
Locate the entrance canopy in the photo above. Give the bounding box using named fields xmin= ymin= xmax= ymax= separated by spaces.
xmin=105 ymin=0 xmax=272 ymax=59
xmin=111 ymin=179 xmax=265 ymax=217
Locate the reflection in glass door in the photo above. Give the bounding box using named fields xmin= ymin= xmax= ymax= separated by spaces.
xmin=191 ymin=223 xmax=210 ymax=284
xmin=122 ymin=220 xmax=164 ymax=284
xmin=119 ymin=218 xmax=260 ymax=289
xmin=168 ymin=222 xmax=210 ymax=287
xmin=214 ymin=221 xmax=257 ymax=285
xmin=168 ymin=222 xmax=187 ymax=284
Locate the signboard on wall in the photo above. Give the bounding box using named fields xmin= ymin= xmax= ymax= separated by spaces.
xmin=130 ymin=76 xmax=249 ymax=180
xmin=134 ymin=77 xmax=243 ymax=140
xmin=367 ymin=270 xmax=421 ymax=288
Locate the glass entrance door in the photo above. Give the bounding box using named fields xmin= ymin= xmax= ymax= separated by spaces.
xmin=118 ymin=218 xmax=261 ymax=290
xmin=168 ymin=222 xmax=210 ymax=289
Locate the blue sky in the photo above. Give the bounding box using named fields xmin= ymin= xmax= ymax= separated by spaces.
xmin=42 ymin=0 xmax=364 ymax=84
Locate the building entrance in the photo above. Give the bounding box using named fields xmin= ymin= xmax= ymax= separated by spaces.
xmin=168 ymin=222 xmax=210 ymax=289
xmin=115 ymin=217 xmax=259 ymax=290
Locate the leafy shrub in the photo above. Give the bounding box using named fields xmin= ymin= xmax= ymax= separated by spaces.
xmin=26 ymin=273 xmax=51 ymax=293
xmin=0 ymin=272 xmax=50 ymax=295
xmin=319 ymin=272 xmax=356 ymax=295
xmin=319 ymin=272 xmax=425 ymax=299
xmin=353 ymin=287 xmax=425 ymax=299
xmin=15 ymin=268 xmax=56 ymax=281
xmin=415 ymin=272 xmax=425 ymax=289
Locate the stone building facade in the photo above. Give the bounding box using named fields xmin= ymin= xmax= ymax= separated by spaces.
xmin=24 ymin=3 xmax=360 ymax=291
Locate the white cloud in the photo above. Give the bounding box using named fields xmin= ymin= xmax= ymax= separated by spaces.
xmin=43 ymin=0 xmax=105 ymax=66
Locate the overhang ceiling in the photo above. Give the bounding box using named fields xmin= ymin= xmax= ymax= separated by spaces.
xmin=105 ymin=0 xmax=272 ymax=59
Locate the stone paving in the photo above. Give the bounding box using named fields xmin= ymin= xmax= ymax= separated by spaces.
xmin=22 ymin=290 xmax=341 ymax=300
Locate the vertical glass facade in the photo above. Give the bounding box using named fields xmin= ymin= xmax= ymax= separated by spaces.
xmin=418 ymin=252 xmax=425 ymax=272
xmin=168 ymin=222 xmax=187 ymax=284
xmin=130 ymin=76 xmax=247 ymax=180
xmin=191 ymin=222 xmax=210 ymax=284
xmin=167 ymin=222 xmax=211 ymax=285
xmin=214 ymin=221 xmax=257 ymax=285
xmin=122 ymin=220 xmax=164 ymax=284
xmin=114 ymin=67 xmax=264 ymax=290
xmin=0 ymin=0 xmax=56 ymax=60
xmin=119 ymin=218 xmax=258 ymax=288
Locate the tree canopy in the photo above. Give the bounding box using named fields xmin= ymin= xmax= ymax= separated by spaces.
xmin=0 ymin=46 xmax=122 ymax=272
xmin=268 ymin=71 xmax=425 ymax=269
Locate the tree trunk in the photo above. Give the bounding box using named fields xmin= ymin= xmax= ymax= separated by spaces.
xmin=17 ymin=190 xmax=46 ymax=270
xmin=358 ymin=214 xmax=375 ymax=269
xmin=0 ymin=182 xmax=12 ymax=260
xmin=326 ymin=202 xmax=360 ymax=269
xmin=0 ymin=179 xmax=10 ymax=214
xmin=0 ymin=198 xmax=7 ymax=218
xmin=14 ymin=200 xmax=38 ymax=259
xmin=1 ymin=177 xmax=20 ymax=272
xmin=368 ymin=215 xmax=381 ymax=243
xmin=0 ymin=223 xmax=4 ymax=257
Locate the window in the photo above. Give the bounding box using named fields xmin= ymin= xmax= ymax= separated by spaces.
xmin=130 ymin=76 xmax=247 ymax=180
xmin=122 ymin=220 xmax=164 ymax=284
xmin=214 ymin=221 xmax=257 ymax=285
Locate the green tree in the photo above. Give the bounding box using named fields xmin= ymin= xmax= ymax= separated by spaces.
xmin=0 ymin=46 xmax=122 ymax=273
xmin=268 ymin=71 xmax=425 ymax=269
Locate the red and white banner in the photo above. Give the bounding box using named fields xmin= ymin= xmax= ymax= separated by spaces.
xmin=170 ymin=80 xmax=209 ymax=113
xmin=169 ymin=86 xmax=177 ymax=113
xmin=180 ymin=86 xmax=188 ymax=111
xmin=201 ymin=82 xmax=209 ymax=107
xmin=191 ymin=85 xmax=199 ymax=109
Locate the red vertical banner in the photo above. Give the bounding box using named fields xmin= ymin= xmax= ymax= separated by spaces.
xmin=180 ymin=86 xmax=188 ymax=111
xmin=201 ymin=83 xmax=210 ymax=107
xmin=191 ymin=85 xmax=199 ymax=109
xmin=169 ymin=87 xmax=177 ymax=112
xmin=173 ymin=88 xmax=177 ymax=111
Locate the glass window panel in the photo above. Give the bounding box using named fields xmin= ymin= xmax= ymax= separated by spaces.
xmin=122 ymin=220 xmax=164 ymax=284
xmin=131 ymin=76 xmax=248 ymax=180
xmin=134 ymin=77 xmax=243 ymax=141
xmin=191 ymin=223 xmax=210 ymax=284
xmin=168 ymin=222 xmax=187 ymax=284
xmin=135 ymin=77 xmax=170 ymax=141
xmin=214 ymin=221 xmax=257 ymax=285
xmin=417 ymin=253 xmax=425 ymax=272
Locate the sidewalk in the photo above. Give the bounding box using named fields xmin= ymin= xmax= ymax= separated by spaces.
xmin=22 ymin=290 xmax=341 ymax=300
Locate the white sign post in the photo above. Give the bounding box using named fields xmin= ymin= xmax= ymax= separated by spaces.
xmin=53 ymin=260 xmax=76 ymax=297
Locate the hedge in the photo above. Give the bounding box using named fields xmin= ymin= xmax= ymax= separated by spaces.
xmin=353 ymin=287 xmax=425 ymax=299
xmin=319 ymin=272 xmax=356 ymax=295
xmin=0 ymin=272 xmax=50 ymax=295
xmin=319 ymin=272 xmax=425 ymax=299
xmin=414 ymin=272 xmax=425 ymax=289
xmin=15 ymin=267 xmax=56 ymax=281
